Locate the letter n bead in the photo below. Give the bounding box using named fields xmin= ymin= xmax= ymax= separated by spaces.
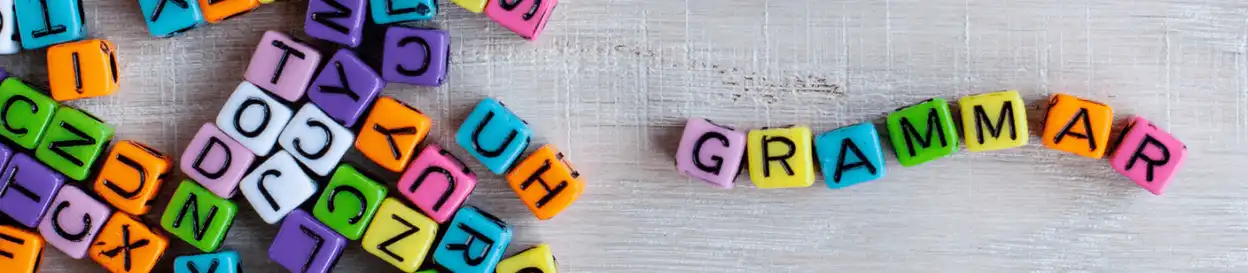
xmin=92 ymin=141 xmax=173 ymax=216
xmin=268 ymin=210 xmax=346 ymax=273
xmin=382 ymin=26 xmax=449 ymax=86
xmin=238 ymin=151 xmax=318 ymax=224
xmin=1042 ymin=93 xmax=1114 ymax=159
xmin=398 ymin=145 xmax=476 ymax=223
xmin=46 ymin=39 xmax=120 ymax=101
xmin=886 ymin=99 xmax=959 ymax=167
xmin=505 ymin=145 xmax=583 ymax=220
xmin=305 ymin=0 xmax=365 ymax=47
xmin=0 ymin=153 xmax=65 ymax=228
xmin=38 ymin=185 xmax=110 ymax=259
xmin=307 ymin=49 xmax=383 ymax=127
xmin=485 ymin=0 xmax=557 ymax=40
xmin=0 ymin=225 xmax=44 ymax=272
xmin=675 ymin=118 xmax=746 ymax=189
xmin=958 ymin=91 xmax=1029 ymax=152
xmin=1110 ymin=116 xmax=1187 ymax=195
xmin=355 ymin=97 xmax=432 ymax=172
xmin=433 ymin=207 xmax=512 ymax=273
xmin=312 ymin=164 xmax=388 ymax=240
xmin=0 ymin=78 xmax=59 ymax=149
xmin=160 ymin=180 xmax=238 ymax=252
xmin=361 ymin=198 xmax=438 ymax=272
xmin=138 ymin=0 xmax=206 ymax=37
xmin=35 ymin=107 xmax=115 ymax=180
xmin=14 ymin=0 xmax=86 ymax=49
xmin=180 ymin=123 xmax=256 ymax=198
xmin=814 ymin=123 xmax=886 ymax=189
xmin=173 ymin=250 xmax=240 ymax=273
xmin=88 ymin=213 xmax=169 ymax=273
xmin=456 ymin=98 xmax=532 ymax=175
xmin=747 ymin=126 xmax=815 ymax=189
xmin=244 ymin=31 xmax=322 ymax=102
xmin=496 ymin=244 xmax=557 ymax=273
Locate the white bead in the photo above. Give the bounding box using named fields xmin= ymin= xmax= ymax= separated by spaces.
xmin=238 ymin=151 xmax=317 ymax=224
xmin=216 ymin=82 xmax=293 ymax=156
xmin=279 ymin=104 xmax=354 ymax=176
xmin=0 ymin=0 xmax=18 ymax=54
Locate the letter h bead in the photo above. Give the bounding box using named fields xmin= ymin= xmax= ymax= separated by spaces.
xmin=1109 ymin=116 xmax=1187 ymax=195
xmin=505 ymin=145 xmax=584 ymax=220
xmin=675 ymin=118 xmax=746 ymax=189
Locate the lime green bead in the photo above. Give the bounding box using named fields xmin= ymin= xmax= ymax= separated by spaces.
xmin=312 ymin=164 xmax=388 ymax=240
xmin=161 ymin=180 xmax=238 ymax=252
xmin=886 ymin=98 xmax=959 ymax=167
xmin=0 ymin=78 xmax=59 ymax=149
xmin=35 ymin=107 xmax=114 ymax=180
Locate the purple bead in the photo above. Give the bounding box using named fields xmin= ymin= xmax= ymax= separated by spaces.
xmin=0 ymin=68 xmax=8 ymax=79
xmin=381 ymin=26 xmax=449 ymax=87
xmin=0 ymin=153 xmax=65 ymax=228
xmin=307 ymin=49 xmax=383 ymax=127
xmin=269 ymin=210 xmax=346 ymax=273
xmin=304 ymin=0 xmax=365 ymax=47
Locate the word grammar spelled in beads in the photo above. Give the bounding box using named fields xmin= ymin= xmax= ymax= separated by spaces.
xmin=677 ymin=91 xmax=1187 ymax=195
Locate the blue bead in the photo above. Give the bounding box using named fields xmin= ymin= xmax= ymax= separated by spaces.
xmin=369 ymin=0 xmax=436 ymax=24
xmin=814 ymin=123 xmax=887 ymax=189
xmin=173 ymin=250 xmax=240 ymax=273
xmin=432 ymin=207 xmax=512 ymax=273
xmin=455 ymin=98 xmax=532 ymax=175
xmin=138 ymin=0 xmax=206 ymax=37
xmin=14 ymin=0 xmax=86 ymax=49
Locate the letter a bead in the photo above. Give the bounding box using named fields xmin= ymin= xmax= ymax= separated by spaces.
xmin=433 ymin=207 xmax=512 ymax=273
xmin=305 ymin=0 xmax=365 ymax=47
xmin=46 ymin=39 xmax=120 ymax=101
xmin=173 ymin=250 xmax=240 ymax=273
xmin=160 ymin=180 xmax=237 ymax=252
xmin=886 ymin=99 xmax=959 ymax=167
xmin=0 ymin=225 xmax=44 ymax=272
xmin=814 ymin=123 xmax=886 ymax=189
xmin=382 ymin=26 xmax=450 ymax=86
xmin=39 ymin=185 xmax=110 ymax=259
xmin=35 ymin=107 xmax=115 ymax=181
xmin=1042 ymin=93 xmax=1114 ymax=159
xmin=746 ymin=126 xmax=815 ymax=189
xmin=269 ymin=210 xmax=346 ymax=273
xmin=244 ymin=31 xmax=322 ymax=102
xmin=138 ymin=0 xmax=206 ymax=37
xmin=958 ymin=91 xmax=1028 ymax=152
xmin=312 ymin=164 xmax=388 ymax=240
xmin=180 ymin=123 xmax=255 ymax=198
xmin=88 ymin=213 xmax=169 ymax=273
xmin=0 ymin=153 xmax=65 ymax=228
xmin=496 ymin=244 xmax=558 ymax=273
xmin=398 ymin=145 xmax=476 ymax=223
xmin=14 ymin=0 xmax=86 ymax=49
xmin=1109 ymin=116 xmax=1187 ymax=195
xmin=0 ymin=78 xmax=59 ymax=149
xmin=456 ymin=98 xmax=532 ymax=175
xmin=92 ymin=141 xmax=173 ymax=216
xmin=675 ymin=118 xmax=746 ymax=189
xmin=361 ymin=198 xmax=438 ymax=272
xmin=355 ymin=97 xmax=431 ymax=172
xmin=485 ymin=0 xmax=557 ymax=40
xmin=505 ymin=145 xmax=583 ymax=220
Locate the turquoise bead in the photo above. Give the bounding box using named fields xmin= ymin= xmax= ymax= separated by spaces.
xmin=432 ymin=207 xmax=512 ymax=273
xmin=14 ymin=0 xmax=86 ymax=49
xmin=455 ymin=98 xmax=532 ymax=174
xmin=814 ymin=123 xmax=887 ymax=189
xmin=173 ymin=250 xmax=240 ymax=273
xmin=138 ymin=0 xmax=207 ymax=37
xmin=369 ymin=0 xmax=436 ymax=24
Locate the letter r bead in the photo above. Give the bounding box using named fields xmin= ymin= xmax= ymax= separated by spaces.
xmin=675 ymin=118 xmax=746 ymax=189
xmin=1109 ymin=116 xmax=1187 ymax=195
xmin=505 ymin=145 xmax=583 ymax=220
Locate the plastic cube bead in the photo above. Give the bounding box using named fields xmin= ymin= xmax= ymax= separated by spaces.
xmin=886 ymin=99 xmax=959 ymax=167
xmin=312 ymin=164 xmax=387 ymax=240
xmin=244 ymin=31 xmax=322 ymax=101
xmin=0 ymin=153 xmax=65 ymax=228
xmin=88 ymin=213 xmax=169 ymax=273
xmin=959 ymin=90 xmax=1028 ymax=152
xmin=1042 ymin=93 xmax=1114 ymax=159
xmin=505 ymin=145 xmax=583 ymax=220
xmin=14 ymin=0 xmax=85 ymax=49
xmin=0 ymin=225 xmax=44 ymax=272
xmin=180 ymin=124 xmax=255 ymax=198
xmin=35 ymin=107 xmax=115 ymax=181
xmin=456 ymin=98 xmax=532 ymax=175
xmin=814 ymin=123 xmax=886 ymax=189
xmin=0 ymin=0 xmax=17 ymax=54
xmin=92 ymin=140 xmax=173 ymax=215
xmin=369 ymin=0 xmax=435 ymax=24
xmin=1109 ymin=116 xmax=1188 ymax=195
xmin=269 ymin=210 xmax=346 ymax=273
xmin=38 ymin=185 xmax=110 ymax=259
xmin=496 ymin=244 xmax=557 ymax=273
xmin=278 ymin=104 xmax=354 ymax=176
xmin=46 ymin=39 xmax=120 ymax=101
xmin=173 ymin=250 xmax=240 ymax=273
xmin=198 ymin=0 xmax=258 ymax=23
xmin=361 ymin=198 xmax=438 ymax=272
xmin=0 ymin=78 xmax=59 ymax=149
xmin=485 ymin=0 xmax=557 ymax=40
xmin=675 ymin=118 xmax=746 ymax=189
xmin=746 ymin=126 xmax=815 ymax=189
xmin=451 ymin=0 xmax=487 ymax=13
xmin=238 ymin=151 xmax=318 ymax=224
xmin=0 ymin=68 xmax=7 ymax=79
xmin=305 ymin=0 xmax=365 ymax=47
xmin=160 ymin=180 xmax=237 ymax=252
xmin=397 ymin=145 xmax=476 ymax=223
xmin=307 ymin=49 xmax=382 ymax=127
xmin=355 ymin=96 xmax=431 ymax=172
xmin=381 ymin=26 xmax=449 ymax=86
xmin=215 ymin=82 xmax=293 ymax=156
xmin=433 ymin=207 xmax=512 ymax=273
xmin=138 ymin=0 xmax=206 ymax=37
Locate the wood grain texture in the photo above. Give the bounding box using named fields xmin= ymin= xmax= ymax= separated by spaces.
xmin=1 ymin=0 xmax=1246 ymax=272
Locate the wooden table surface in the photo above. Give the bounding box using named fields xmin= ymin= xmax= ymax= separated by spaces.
xmin=2 ymin=0 xmax=1246 ymax=272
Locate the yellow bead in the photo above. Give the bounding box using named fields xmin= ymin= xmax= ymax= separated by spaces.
xmin=496 ymin=244 xmax=558 ymax=273
xmin=361 ymin=198 xmax=439 ymax=272
xmin=959 ymin=90 xmax=1029 ymax=152
xmin=451 ymin=0 xmax=489 ymax=13
xmin=746 ymin=126 xmax=815 ymax=189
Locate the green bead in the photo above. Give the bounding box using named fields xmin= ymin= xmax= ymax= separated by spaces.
xmin=161 ymin=180 xmax=238 ymax=252
xmin=886 ymin=98 xmax=959 ymax=167
xmin=35 ymin=107 xmax=114 ymax=180
xmin=0 ymin=78 xmax=59 ymax=149
xmin=313 ymin=164 xmax=388 ymax=240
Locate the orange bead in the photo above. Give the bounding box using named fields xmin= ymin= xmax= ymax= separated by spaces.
xmin=89 ymin=213 xmax=169 ymax=273
xmin=1041 ymin=93 xmax=1114 ymax=159
xmin=46 ymin=39 xmax=120 ymax=101
xmin=0 ymin=225 xmax=44 ymax=273
xmin=199 ymin=0 xmax=259 ymax=23
xmin=93 ymin=141 xmax=173 ymax=215
xmin=355 ymin=97 xmax=432 ymax=172
xmin=505 ymin=145 xmax=584 ymax=220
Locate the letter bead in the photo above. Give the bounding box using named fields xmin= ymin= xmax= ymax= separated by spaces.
xmin=432 ymin=206 xmax=512 ymax=273
xmin=46 ymin=39 xmax=120 ymax=101
xmin=35 ymin=107 xmax=115 ymax=180
xmin=0 ymin=153 xmax=65 ymax=228
xmin=451 ymin=0 xmax=488 ymax=13
xmin=160 ymin=180 xmax=238 ymax=252
xmin=173 ymin=250 xmax=240 ymax=273
xmin=814 ymin=123 xmax=886 ymax=189
xmin=675 ymin=118 xmax=746 ymax=189
xmin=398 ymin=145 xmax=476 ymax=223
xmin=215 ymin=82 xmax=294 ymax=156
xmin=886 ymin=99 xmax=959 ymax=166
xmin=746 ymin=126 xmax=815 ymax=189
xmin=0 ymin=225 xmax=44 ymax=272
xmin=14 ymin=0 xmax=85 ymax=49
xmin=305 ymin=0 xmax=365 ymax=47
xmin=278 ymin=104 xmax=355 ymax=176
xmin=355 ymin=96 xmax=431 ymax=172
xmin=239 ymin=151 xmax=318 ymax=224
xmin=312 ymin=164 xmax=387 ymax=240
xmin=268 ymin=210 xmax=346 ymax=273
xmin=244 ymin=31 xmax=322 ymax=101
xmin=456 ymin=98 xmax=533 ymax=175
xmin=38 ymin=185 xmax=110 ymax=259
xmin=1042 ymin=93 xmax=1114 ymax=159
xmin=496 ymin=244 xmax=558 ymax=273
xmin=0 ymin=78 xmax=59 ymax=149
xmin=180 ymin=123 xmax=255 ymax=198
xmin=92 ymin=141 xmax=173 ymax=216
xmin=1109 ymin=116 xmax=1187 ymax=195
xmin=505 ymin=145 xmax=583 ymax=220
xmin=138 ymin=0 xmax=206 ymax=37
xmin=307 ymin=49 xmax=383 ymax=127
xmin=88 ymin=213 xmax=169 ymax=273
xmin=361 ymin=198 xmax=438 ymax=272
xmin=369 ymin=0 xmax=435 ymax=24
xmin=382 ymin=26 xmax=450 ymax=86
xmin=0 ymin=0 xmax=17 ymax=54
xmin=959 ymin=90 xmax=1029 ymax=152
xmin=485 ymin=0 xmax=557 ymax=40
xmin=198 ymin=0 xmax=258 ymax=23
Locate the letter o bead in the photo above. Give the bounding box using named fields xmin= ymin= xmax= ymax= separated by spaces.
xmin=1109 ymin=116 xmax=1187 ymax=195
xmin=675 ymin=118 xmax=746 ymax=189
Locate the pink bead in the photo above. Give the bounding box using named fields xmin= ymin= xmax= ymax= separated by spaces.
xmin=397 ymin=145 xmax=477 ymax=223
xmin=1109 ymin=116 xmax=1188 ymax=195
xmin=675 ymin=118 xmax=747 ymax=189
xmin=180 ymin=123 xmax=256 ymax=198
xmin=39 ymin=185 xmax=111 ymax=259
xmin=244 ymin=31 xmax=323 ymax=101
xmin=484 ymin=0 xmax=557 ymax=40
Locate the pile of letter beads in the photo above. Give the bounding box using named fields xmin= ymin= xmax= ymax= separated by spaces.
xmin=306 ymin=0 xmax=556 ymax=43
